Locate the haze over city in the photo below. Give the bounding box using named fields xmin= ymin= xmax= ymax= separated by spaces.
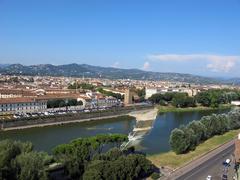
xmin=1 ymin=0 xmax=240 ymax=77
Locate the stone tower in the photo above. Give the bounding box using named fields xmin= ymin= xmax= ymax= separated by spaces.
xmin=124 ymin=89 xmax=133 ymax=105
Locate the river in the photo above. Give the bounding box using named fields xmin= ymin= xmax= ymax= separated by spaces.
xmin=0 ymin=108 xmax=230 ymax=155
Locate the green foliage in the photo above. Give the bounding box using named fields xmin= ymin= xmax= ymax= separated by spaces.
xmin=150 ymin=89 xmax=240 ymax=108
xmin=0 ymin=140 xmax=51 ymax=180
xmin=13 ymin=151 xmax=52 ymax=180
xmin=149 ymin=92 xmax=196 ymax=108
xmin=169 ymin=128 xmax=191 ymax=154
xmin=0 ymin=139 xmax=34 ymax=180
xmin=52 ymin=134 xmax=128 ymax=179
xmin=196 ymin=89 xmax=240 ymax=107
xmin=135 ymin=88 xmax=146 ymax=102
xmin=228 ymin=110 xmax=240 ymax=129
xmin=97 ymin=88 xmax=124 ymax=100
xmin=68 ymin=83 xmax=95 ymax=90
xmin=148 ymin=94 xmax=164 ymax=104
xmin=172 ymin=94 xmax=196 ymax=108
xmin=187 ymin=121 xmax=207 ymax=143
xmin=83 ymin=153 xmax=153 ymax=180
xmin=47 ymin=98 xmax=82 ymax=108
xmin=170 ymin=109 xmax=239 ymax=154
xmin=0 ymin=134 xmax=153 ymax=180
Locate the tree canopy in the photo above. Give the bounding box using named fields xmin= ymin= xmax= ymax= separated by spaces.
xmin=170 ymin=109 xmax=240 ymax=154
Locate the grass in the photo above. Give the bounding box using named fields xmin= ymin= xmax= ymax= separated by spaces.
xmin=157 ymin=104 xmax=232 ymax=113
xmin=147 ymin=129 xmax=239 ymax=169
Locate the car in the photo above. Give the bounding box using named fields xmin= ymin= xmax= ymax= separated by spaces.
xmin=206 ymin=175 xmax=212 ymax=180
xmin=223 ymin=159 xmax=231 ymax=167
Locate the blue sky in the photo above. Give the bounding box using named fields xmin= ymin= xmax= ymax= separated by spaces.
xmin=0 ymin=0 xmax=240 ymax=77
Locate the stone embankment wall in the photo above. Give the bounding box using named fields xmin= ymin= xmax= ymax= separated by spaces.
xmin=0 ymin=105 xmax=153 ymax=130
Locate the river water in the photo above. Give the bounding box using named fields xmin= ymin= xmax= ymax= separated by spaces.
xmin=0 ymin=108 xmax=230 ymax=155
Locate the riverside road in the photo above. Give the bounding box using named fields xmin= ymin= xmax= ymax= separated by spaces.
xmin=176 ymin=144 xmax=235 ymax=180
xmin=166 ymin=139 xmax=236 ymax=180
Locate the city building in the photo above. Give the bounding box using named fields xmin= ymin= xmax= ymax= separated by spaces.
xmin=0 ymin=98 xmax=47 ymax=115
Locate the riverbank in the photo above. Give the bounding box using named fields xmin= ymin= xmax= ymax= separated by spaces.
xmin=1 ymin=115 xmax=133 ymax=131
xmin=0 ymin=105 xmax=153 ymax=131
xmin=147 ymin=129 xmax=239 ymax=169
xmin=157 ymin=104 xmax=232 ymax=113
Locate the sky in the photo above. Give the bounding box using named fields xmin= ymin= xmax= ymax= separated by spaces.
xmin=0 ymin=0 xmax=240 ymax=78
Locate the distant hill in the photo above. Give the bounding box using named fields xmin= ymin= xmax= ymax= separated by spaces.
xmin=0 ymin=63 xmax=237 ymax=84
xmin=0 ymin=64 xmax=10 ymax=68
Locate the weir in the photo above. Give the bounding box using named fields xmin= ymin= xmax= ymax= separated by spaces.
xmin=121 ymin=108 xmax=158 ymax=149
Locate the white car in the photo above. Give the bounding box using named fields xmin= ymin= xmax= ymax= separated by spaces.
xmin=225 ymin=159 xmax=231 ymax=164
xmin=206 ymin=175 xmax=212 ymax=180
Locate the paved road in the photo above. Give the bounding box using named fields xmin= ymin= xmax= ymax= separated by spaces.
xmin=176 ymin=144 xmax=235 ymax=180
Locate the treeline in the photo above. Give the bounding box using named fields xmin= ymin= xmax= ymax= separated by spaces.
xmin=170 ymin=109 xmax=240 ymax=154
xmin=0 ymin=134 xmax=155 ymax=180
xmin=68 ymin=83 xmax=96 ymax=90
xmin=149 ymin=92 xmax=196 ymax=108
xmin=97 ymin=88 xmax=124 ymax=100
xmin=149 ymin=89 xmax=240 ymax=108
xmin=47 ymin=98 xmax=83 ymax=108
xmin=196 ymin=89 xmax=240 ymax=107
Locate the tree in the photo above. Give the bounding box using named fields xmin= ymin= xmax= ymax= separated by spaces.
xmin=187 ymin=120 xmax=207 ymax=143
xmin=68 ymin=83 xmax=95 ymax=90
xmin=53 ymin=134 xmax=128 ymax=179
xmin=169 ymin=128 xmax=190 ymax=154
xmin=196 ymin=91 xmax=211 ymax=107
xmin=172 ymin=93 xmax=196 ymax=108
xmin=217 ymin=114 xmax=230 ymax=134
xmin=148 ymin=94 xmax=163 ymax=104
xmin=13 ymin=151 xmax=52 ymax=180
xmin=97 ymin=88 xmax=124 ymax=100
xmin=180 ymin=126 xmax=196 ymax=151
xmin=83 ymin=154 xmax=153 ymax=180
xmin=228 ymin=110 xmax=240 ymax=129
xmin=0 ymin=140 xmax=33 ymax=180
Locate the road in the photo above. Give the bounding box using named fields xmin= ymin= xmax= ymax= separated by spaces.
xmin=176 ymin=144 xmax=235 ymax=180
xmin=165 ymin=140 xmax=237 ymax=180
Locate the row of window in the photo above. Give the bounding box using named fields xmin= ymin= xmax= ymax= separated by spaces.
xmin=0 ymin=106 xmax=46 ymax=112
xmin=0 ymin=102 xmax=46 ymax=107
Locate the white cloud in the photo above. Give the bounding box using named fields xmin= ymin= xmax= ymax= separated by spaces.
xmin=111 ymin=61 xmax=120 ymax=68
xmin=147 ymin=54 xmax=240 ymax=73
xmin=142 ymin=61 xmax=150 ymax=70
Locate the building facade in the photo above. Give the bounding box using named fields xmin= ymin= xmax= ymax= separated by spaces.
xmin=0 ymin=98 xmax=47 ymax=115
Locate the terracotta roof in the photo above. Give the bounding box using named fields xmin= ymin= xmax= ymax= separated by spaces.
xmin=0 ymin=97 xmax=46 ymax=104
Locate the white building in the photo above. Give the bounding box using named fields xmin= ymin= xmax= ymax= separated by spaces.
xmin=145 ymin=87 xmax=198 ymax=99
xmin=145 ymin=88 xmax=160 ymax=99
xmin=0 ymin=98 xmax=47 ymax=115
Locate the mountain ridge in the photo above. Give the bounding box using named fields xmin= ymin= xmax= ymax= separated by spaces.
xmin=0 ymin=63 xmax=238 ymax=84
